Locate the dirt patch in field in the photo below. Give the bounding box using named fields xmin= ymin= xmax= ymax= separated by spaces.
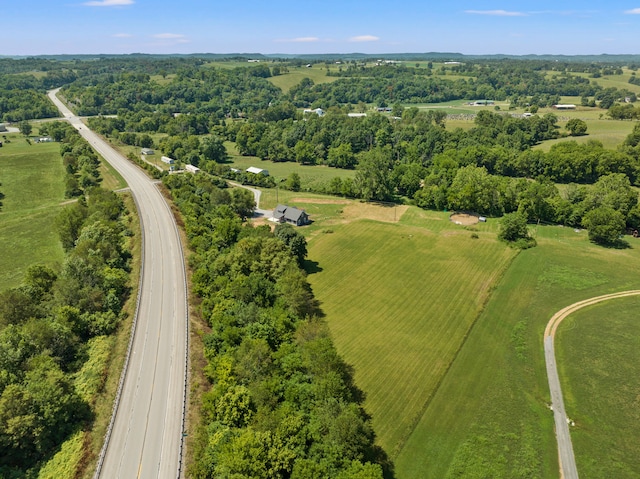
xmin=450 ymin=213 xmax=479 ymax=226
xmin=342 ymin=202 xmax=409 ymax=223
xmin=291 ymin=198 xmax=351 ymax=205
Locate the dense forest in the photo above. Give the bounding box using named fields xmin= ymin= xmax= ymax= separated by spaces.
xmin=163 ymin=173 xmax=388 ymax=478
xmin=0 ymin=124 xmax=134 ymax=477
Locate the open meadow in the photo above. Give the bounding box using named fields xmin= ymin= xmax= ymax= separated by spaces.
xmin=280 ymin=192 xmax=640 ymax=479
xmin=0 ymin=133 xmax=66 ymax=291
xmin=556 ymin=296 xmax=640 ymax=479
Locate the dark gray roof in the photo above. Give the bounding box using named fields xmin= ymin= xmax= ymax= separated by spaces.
xmin=275 ymin=204 xmax=308 ymax=223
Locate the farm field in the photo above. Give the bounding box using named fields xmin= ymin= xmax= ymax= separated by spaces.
xmin=267 ymin=65 xmax=340 ymax=92
xmin=556 ymin=296 xmax=640 ymax=479
xmin=304 ymin=204 xmax=517 ymax=460
xmin=0 ymin=134 xmax=66 ymax=291
xmin=393 ymin=224 xmax=640 ymax=478
xmin=293 ymin=191 xmax=640 ymax=479
xmin=226 ymin=141 xmax=355 ymax=191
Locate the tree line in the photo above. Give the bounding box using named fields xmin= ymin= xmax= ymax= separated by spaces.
xmin=162 ymin=173 xmax=389 ymax=478
xmin=0 ymin=129 xmax=134 ymax=477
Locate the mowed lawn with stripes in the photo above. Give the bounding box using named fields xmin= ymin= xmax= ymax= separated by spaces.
xmin=306 ymin=206 xmax=516 ymax=458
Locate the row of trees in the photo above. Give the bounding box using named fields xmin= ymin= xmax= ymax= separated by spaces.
xmin=0 ymin=183 xmax=133 ymax=476
xmin=162 ymin=174 xmax=388 ymax=478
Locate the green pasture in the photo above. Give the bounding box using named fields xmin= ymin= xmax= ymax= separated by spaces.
xmin=556 ymin=296 xmax=640 ymax=479
xmin=267 ymin=65 xmax=339 ymax=92
xmin=296 ymin=190 xmax=640 ymax=478
xmin=226 ymin=142 xmax=355 ymax=194
xmin=0 ymin=135 xmax=66 ymax=291
xmin=394 ymin=224 xmax=640 ymax=478
xmin=536 ymin=118 xmax=637 ymax=150
xmin=306 ymin=206 xmax=517 ymax=459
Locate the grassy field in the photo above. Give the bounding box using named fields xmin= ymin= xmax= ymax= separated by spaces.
xmin=0 ymin=134 xmax=66 ymax=291
xmin=556 ymin=296 xmax=640 ymax=479
xmin=304 ymin=205 xmax=517 ymax=459
xmin=289 ymin=190 xmax=640 ymax=478
xmin=267 ymin=65 xmax=340 ymax=92
xmin=225 ymin=141 xmax=355 ymax=193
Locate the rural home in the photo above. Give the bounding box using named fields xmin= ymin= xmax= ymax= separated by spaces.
xmin=303 ymin=108 xmax=325 ymax=117
xmin=273 ymin=204 xmax=310 ymax=226
xmin=161 ymin=156 xmax=175 ymax=164
xmin=141 ymin=148 xmax=155 ymax=155
xmin=185 ymin=164 xmax=200 ymax=174
xmin=246 ymin=166 xmax=269 ymax=176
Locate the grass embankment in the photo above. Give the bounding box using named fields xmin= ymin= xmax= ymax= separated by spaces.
xmin=267 ymin=65 xmax=340 ymax=92
xmin=556 ymin=296 xmax=640 ymax=479
xmin=305 ymin=205 xmax=516 ymax=459
xmin=0 ymin=134 xmax=66 ymax=291
xmin=395 ymin=225 xmax=640 ymax=478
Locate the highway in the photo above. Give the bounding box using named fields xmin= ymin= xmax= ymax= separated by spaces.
xmin=48 ymin=89 xmax=188 ymax=479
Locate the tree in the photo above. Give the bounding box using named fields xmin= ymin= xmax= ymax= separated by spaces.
xmin=18 ymin=121 xmax=32 ymax=136
xmin=285 ymin=172 xmax=301 ymax=192
xmin=201 ymin=136 xmax=228 ymax=163
xmin=230 ymin=188 xmax=256 ymax=220
xmin=354 ymin=147 xmax=394 ymax=201
xmin=498 ymin=212 xmax=534 ymax=247
xmin=274 ymin=223 xmax=307 ymax=265
xmin=565 ymin=118 xmax=588 ymax=136
xmin=582 ymin=206 xmax=625 ymax=245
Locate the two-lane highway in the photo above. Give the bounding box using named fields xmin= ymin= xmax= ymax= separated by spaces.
xmin=48 ymin=89 xmax=188 ymax=479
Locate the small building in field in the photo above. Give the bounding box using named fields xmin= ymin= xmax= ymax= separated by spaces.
xmin=161 ymin=156 xmax=175 ymax=164
xmin=246 ymin=166 xmax=269 ymax=176
xmin=273 ymin=204 xmax=310 ymax=226
xmin=141 ymin=148 xmax=155 ymax=155
xmin=348 ymin=112 xmax=367 ymax=117
xmin=0 ymin=123 xmax=7 ymax=132
xmin=36 ymin=137 xmax=53 ymax=143
xmin=303 ymin=108 xmax=325 ymax=117
xmin=185 ymin=164 xmax=200 ymax=174
xmin=552 ymin=104 xmax=576 ymax=110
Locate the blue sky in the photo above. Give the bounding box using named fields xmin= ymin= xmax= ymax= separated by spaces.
xmin=3 ymin=1 xmax=640 ymax=56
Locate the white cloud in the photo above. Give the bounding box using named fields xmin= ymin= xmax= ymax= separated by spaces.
xmin=112 ymin=33 xmax=133 ymax=38
xmin=465 ymin=10 xmax=526 ymax=16
xmin=349 ymin=35 xmax=380 ymax=42
xmin=83 ymin=0 xmax=134 ymax=6
xmin=624 ymin=7 xmax=640 ymax=14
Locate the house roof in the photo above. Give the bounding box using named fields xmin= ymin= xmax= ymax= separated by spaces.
xmin=275 ymin=204 xmax=308 ymax=223
xmin=246 ymin=166 xmax=267 ymax=174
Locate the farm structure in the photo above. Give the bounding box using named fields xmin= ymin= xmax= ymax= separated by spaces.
xmin=141 ymin=148 xmax=155 ymax=155
xmin=246 ymin=166 xmax=269 ymax=176
xmin=185 ymin=164 xmax=200 ymax=174
xmin=273 ymin=204 xmax=310 ymax=226
xmin=553 ymin=104 xmax=576 ymax=110
xmin=161 ymin=156 xmax=175 ymax=164
xmin=303 ymin=108 xmax=325 ymax=117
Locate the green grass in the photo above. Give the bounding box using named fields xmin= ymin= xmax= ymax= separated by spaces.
xmin=536 ymin=119 xmax=637 ymax=151
xmin=0 ymin=134 xmax=66 ymax=291
xmin=295 ymin=191 xmax=640 ymax=478
xmin=306 ymin=207 xmax=517 ymax=458
xmin=394 ymin=226 xmax=640 ymax=478
xmin=556 ymin=296 xmax=640 ymax=479
xmin=267 ymin=65 xmax=339 ymax=92
xmin=225 ymin=142 xmax=355 ymax=194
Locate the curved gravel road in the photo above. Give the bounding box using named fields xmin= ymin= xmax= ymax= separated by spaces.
xmin=48 ymin=89 xmax=188 ymax=479
xmin=544 ymin=290 xmax=640 ymax=479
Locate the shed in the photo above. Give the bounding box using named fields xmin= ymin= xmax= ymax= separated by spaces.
xmin=273 ymin=204 xmax=309 ymax=226
xmin=0 ymin=123 xmax=7 ymax=132
xmin=161 ymin=156 xmax=175 ymax=164
xmin=246 ymin=166 xmax=269 ymax=176
xmin=185 ymin=164 xmax=200 ymax=174
xmin=141 ymin=148 xmax=155 ymax=155
xmin=552 ymin=104 xmax=576 ymax=110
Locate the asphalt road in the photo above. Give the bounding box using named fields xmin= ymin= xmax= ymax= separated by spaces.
xmin=48 ymin=89 xmax=188 ymax=479
xmin=544 ymin=290 xmax=640 ymax=479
